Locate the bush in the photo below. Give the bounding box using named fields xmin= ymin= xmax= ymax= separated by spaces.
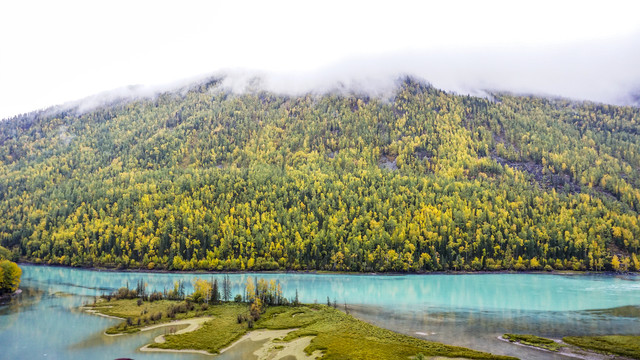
xmin=234 ymin=294 xmax=242 ymax=303
xmin=149 ymin=292 xmax=163 ymax=302
xmin=111 ymin=287 xmax=137 ymax=300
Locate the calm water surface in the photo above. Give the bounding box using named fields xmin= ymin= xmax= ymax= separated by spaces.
xmin=1 ymin=265 xmax=638 ymax=359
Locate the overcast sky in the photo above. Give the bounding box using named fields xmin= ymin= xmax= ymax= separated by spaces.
xmin=1 ymin=0 xmax=639 ymax=119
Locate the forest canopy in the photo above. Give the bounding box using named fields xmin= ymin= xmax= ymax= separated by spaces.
xmin=1 ymin=78 xmax=639 ymax=272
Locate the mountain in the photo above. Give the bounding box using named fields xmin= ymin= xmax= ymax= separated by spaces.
xmin=0 ymin=78 xmax=638 ymax=272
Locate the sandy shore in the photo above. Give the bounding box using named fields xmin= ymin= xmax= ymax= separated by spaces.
xmin=100 ymin=315 xmax=211 ymax=338
xmin=140 ymin=345 xmax=214 ymax=356
xmin=145 ymin=317 xmax=212 ymax=343
xmin=221 ymin=328 xmax=323 ymax=360
xmin=81 ymin=307 xmax=125 ymax=320
xmin=255 ymin=335 xmax=323 ymax=360
xmin=219 ymin=329 xmax=296 ymax=353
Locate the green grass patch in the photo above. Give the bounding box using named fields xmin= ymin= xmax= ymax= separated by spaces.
xmin=257 ymin=306 xmax=320 ymax=329
xmin=563 ymin=335 xmax=640 ymax=359
xmin=503 ymin=334 xmax=562 ymax=352
xmin=290 ymin=307 xmax=517 ymax=360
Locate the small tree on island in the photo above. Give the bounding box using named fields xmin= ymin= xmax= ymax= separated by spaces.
xmin=222 ymin=274 xmax=231 ymax=302
xmin=192 ymin=278 xmax=212 ymax=303
xmin=211 ymin=278 xmax=220 ymax=304
xmin=136 ymin=279 xmax=147 ymax=300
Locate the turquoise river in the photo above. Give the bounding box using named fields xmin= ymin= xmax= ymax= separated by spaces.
xmin=0 ymin=265 xmax=639 ymax=359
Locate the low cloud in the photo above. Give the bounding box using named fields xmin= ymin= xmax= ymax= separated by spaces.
xmin=7 ymin=31 xmax=640 ymax=121
xmin=230 ymin=31 xmax=640 ymax=106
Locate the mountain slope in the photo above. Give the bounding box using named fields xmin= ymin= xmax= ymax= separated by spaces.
xmin=1 ymin=78 xmax=639 ymax=271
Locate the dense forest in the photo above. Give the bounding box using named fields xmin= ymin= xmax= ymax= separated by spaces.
xmin=1 ymin=78 xmax=639 ymax=272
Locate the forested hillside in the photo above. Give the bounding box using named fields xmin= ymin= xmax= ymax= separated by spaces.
xmin=1 ymin=78 xmax=639 ymax=272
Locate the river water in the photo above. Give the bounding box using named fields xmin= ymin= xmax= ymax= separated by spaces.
xmin=1 ymin=265 xmax=638 ymax=359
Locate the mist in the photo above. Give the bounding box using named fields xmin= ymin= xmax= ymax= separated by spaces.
xmin=219 ymin=31 xmax=640 ymax=106
xmin=43 ymin=30 xmax=640 ymax=118
xmin=3 ymin=33 xmax=640 ymax=120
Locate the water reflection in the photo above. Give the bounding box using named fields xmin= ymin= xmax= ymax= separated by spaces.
xmin=20 ymin=266 xmax=640 ymax=312
xmin=349 ymin=303 xmax=640 ymax=360
xmin=0 ymin=265 xmax=638 ymax=359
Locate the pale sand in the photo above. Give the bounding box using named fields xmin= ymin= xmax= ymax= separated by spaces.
xmin=81 ymin=307 xmax=125 ymax=320
xmin=140 ymin=345 xmax=214 ymax=356
xmin=255 ymin=335 xmax=323 ymax=360
xmin=141 ymin=317 xmax=211 ymax=335
xmin=145 ymin=317 xmax=212 ymax=343
xmin=222 ymin=329 xmax=322 ymax=360
xmin=104 ymin=316 xmax=211 ymax=338
xmin=219 ymin=329 xmax=296 ymax=353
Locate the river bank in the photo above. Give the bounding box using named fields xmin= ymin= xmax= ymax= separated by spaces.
xmin=17 ymin=261 xmax=638 ymax=276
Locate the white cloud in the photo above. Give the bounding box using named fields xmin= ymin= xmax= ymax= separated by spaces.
xmin=1 ymin=0 xmax=639 ymax=119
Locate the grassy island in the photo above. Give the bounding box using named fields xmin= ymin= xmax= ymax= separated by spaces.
xmin=503 ymin=333 xmax=640 ymax=359
xmin=87 ymin=277 xmax=517 ymax=360
xmin=502 ymin=334 xmax=562 ymax=352
xmin=562 ymin=335 xmax=640 ymax=359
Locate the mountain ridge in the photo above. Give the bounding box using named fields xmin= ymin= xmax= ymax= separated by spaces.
xmin=1 ymin=77 xmax=639 ymax=272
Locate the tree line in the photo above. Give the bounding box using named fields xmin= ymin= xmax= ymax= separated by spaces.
xmin=102 ymin=275 xmax=305 ymax=329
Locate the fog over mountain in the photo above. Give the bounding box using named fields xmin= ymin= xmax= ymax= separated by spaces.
xmin=220 ymin=31 xmax=640 ymax=105
xmin=1 ymin=0 xmax=639 ymax=119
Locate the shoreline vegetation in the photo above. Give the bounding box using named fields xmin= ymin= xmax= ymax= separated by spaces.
xmin=86 ymin=277 xmax=518 ymax=360
xmin=19 ymin=261 xmax=640 ymax=276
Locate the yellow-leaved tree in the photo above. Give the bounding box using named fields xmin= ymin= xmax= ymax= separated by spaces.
xmin=192 ymin=278 xmax=212 ymax=303
xmin=0 ymin=260 xmax=22 ymax=294
xmin=611 ymin=255 xmax=621 ymax=272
